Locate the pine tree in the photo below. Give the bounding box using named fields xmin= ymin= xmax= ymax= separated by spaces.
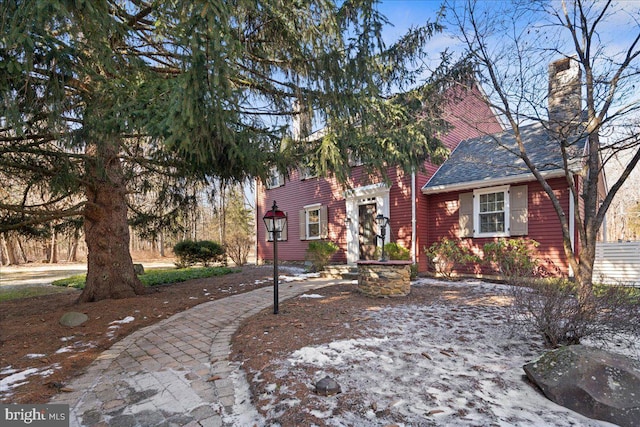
xmin=1 ymin=0 xmax=450 ymax=301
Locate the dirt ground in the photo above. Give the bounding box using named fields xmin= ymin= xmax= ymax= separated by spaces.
xmin=0 ymin=264 xmax=276 ymax=404
xmin=230 ymin=282 xmax=456 ymax=426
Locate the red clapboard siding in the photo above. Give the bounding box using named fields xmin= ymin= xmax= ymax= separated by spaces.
xmin=257 ymin=82 xmax=504 ymax=267
xmin=257 ymin=169 xmax=347 ymax=263
xmin=425 ymin=177 xmax=574 ymax=277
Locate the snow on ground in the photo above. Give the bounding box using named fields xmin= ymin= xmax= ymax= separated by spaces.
xmin=0 ymin=365 xmax=60 ymax=399
xmin=107 ymin=316 xmax=136 ymax=339
xmin=250 ymin=277 xmax=632 ymax=426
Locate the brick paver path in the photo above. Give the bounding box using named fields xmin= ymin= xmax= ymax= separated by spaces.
xmin=51 ymin=277 xmax=346 ymax=426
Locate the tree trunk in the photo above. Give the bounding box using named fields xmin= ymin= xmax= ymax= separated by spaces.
xmin=67 ymin=228 xmax=79 ymax=262
xmin=49 ymin=226 xmax=58 ymax=264
xmin=0 ymin=233 xmax=12 ymax=265
xmin=16 ymin=237 xmax=29 ymax=264
xmin=158 ymin=231 xmax=165 ymax=257
xmin=79 ymin=138 xmax=144 ymax=302
xmin=2 ymin=233 xmax=19 ymax=265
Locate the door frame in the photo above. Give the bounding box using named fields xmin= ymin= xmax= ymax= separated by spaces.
xmin=344 ymin=183 xmax=390 ymax=265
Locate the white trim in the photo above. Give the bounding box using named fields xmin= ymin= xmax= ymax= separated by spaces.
xmin=304 ymin=205 xmax=322 ymax=240
xmin=569 ymin=188 xmax=575 ymax=278
xmin=422 ymin=169 xmax=567 ymax=195
xmin=344 ymin=182 xmax=389 ymax=199
xmin=411 ymin=172 xmax=417 ymax=263
xmin=473 ymin=185 xmax=510 ymax=238
xmin=345 ymin=183 xmax=391 ymax=264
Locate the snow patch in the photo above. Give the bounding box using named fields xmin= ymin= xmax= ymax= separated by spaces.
xmin=253 ymin=279 xmax=627 ymax=426
xmin=24 ymin=353 xmax=46 ymax=359
xmin=110 ymin=316 xmax=135 ymax=325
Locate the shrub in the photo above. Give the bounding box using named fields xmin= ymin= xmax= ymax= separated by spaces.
xmin=225 ymin=234 xmax=253 ymax=266
xmin=483 ymin=238 xmax=538 ymax=284
xmin=305 ymin=240 xmax=339 ymax=272
xmin=410 ymin=263 xmax=419 ymax=280
xmin=173 ymin=240 xmax=226 ymax=268
xmin=375 ymin=242 xmax=411 ymax=261
xmin=508 ymin=278 xmax=640 ymax=348
xmin=424 ymin=238 xmax=480 ymax=279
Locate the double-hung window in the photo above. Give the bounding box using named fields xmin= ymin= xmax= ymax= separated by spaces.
xmin=299 ymin=204 xmax=328 ymax=240
xmin=459 ymin=185 xmax=528 ymax=239
xmin=306 ymin=207 xmax=321 ymax=239
xmin=474 ymin=186 xmax=509 ymax=237
xmin=266 ymin=167 xmax=284 ymax=189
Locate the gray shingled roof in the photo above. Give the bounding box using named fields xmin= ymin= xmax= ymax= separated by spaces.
xmin=423 ymin=122 xmax=586 ymax=193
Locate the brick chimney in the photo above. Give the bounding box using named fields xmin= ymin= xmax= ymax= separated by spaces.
xmin=292 ymin=98 xmax=312 ymax=141
xmin=548 ymin=57 xmax=583 ymax=137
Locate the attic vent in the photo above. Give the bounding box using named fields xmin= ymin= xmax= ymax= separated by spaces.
xmin=555 ymin=58 xmax=571 ymax=72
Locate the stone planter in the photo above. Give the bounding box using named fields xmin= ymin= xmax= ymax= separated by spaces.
xmin=356 ymin=260 xmax=412 ymax=297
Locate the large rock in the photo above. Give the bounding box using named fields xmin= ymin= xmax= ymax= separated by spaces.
xmin=59 ymin=311 xmax=88 ymax=327
xmin=133 ymin=263 xmax=145 ymax=275
xmin=524 ymin=345 xmax=640 ymax=427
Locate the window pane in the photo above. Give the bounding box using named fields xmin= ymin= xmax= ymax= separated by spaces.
xmin=307 ymin=208 xmax=320 ymax=238
xmin=480 ymin=212 xmax=505 ymax=233
xmin=480 ymin=192 xmax=505 ymax=213
xmin=308 ymin=224 xmax=320 ymax=237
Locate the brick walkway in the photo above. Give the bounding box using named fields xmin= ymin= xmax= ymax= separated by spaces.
xmin=50 ymin=277 xmax=347 ymax=426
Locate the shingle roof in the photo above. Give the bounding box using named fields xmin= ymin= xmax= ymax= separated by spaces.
xmin=422 ymin=122 xmax=586 ymax=193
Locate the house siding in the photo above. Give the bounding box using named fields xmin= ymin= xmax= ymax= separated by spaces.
xmin=425 ymin=177 xmax=572 ymax=277
xmin=257 ymin=83 xmax=503 ymax=267
xmin=257 ymin=170 xmax=347 ymax=264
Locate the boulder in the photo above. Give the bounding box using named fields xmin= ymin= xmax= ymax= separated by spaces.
xmin=315 ymin=376 xmax=341 ymax=396
xmin=524 ymin=345 xmax=640 ymax=427
xmin=59 ymin=311 xmax=88 ymax=327
xmin=133 ymin=263 xmax=145 ymax=275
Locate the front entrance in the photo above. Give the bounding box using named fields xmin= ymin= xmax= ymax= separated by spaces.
xmin=344 ymin=183 xmax=390 ymax=265
xmin=358 ymin=203 xmax=377 ymax=260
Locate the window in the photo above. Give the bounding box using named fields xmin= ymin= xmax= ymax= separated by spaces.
xmin=299 ymin=160 xmax=317 ymax=180
xmin=479 ymin=191 xmax=505 ymax=233
xmin=299 ymin=204 xmax=328 ymax=240
xmin=459 ymin=185 xmax=528 ymax=239
xmin=306 ymin=207 xmax=321 ymax=239
xmin=348 ymin=149 xmax=364 ymax=167
xmin=474 ymin=186 xmax=509 ymax=237
xmin=266 ymin=167 xmax=284 ymax=189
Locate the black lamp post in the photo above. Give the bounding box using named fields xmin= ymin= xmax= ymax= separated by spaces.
xmin=375 ymin=213 xmax=390 ymax=261
xmin=263 ymin=201 xmax=287 ymax=314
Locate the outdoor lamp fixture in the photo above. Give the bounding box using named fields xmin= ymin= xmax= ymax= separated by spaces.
xmin=263 ymin=201 xmax=287 ymax=314
xmin=375 ymin=213 xmax=390 ymax=261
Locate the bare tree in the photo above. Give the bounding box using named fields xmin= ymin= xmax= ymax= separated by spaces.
xmin=445 ymin=0 xmax=640 ymax=302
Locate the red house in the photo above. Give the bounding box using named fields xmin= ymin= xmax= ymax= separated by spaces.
xmin=256 ymin=58 xmax=595 ymax=278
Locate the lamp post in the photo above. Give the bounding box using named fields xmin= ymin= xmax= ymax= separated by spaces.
xmin=263 ymin=201 xmax=287 ymax=314
xmin=375 ymin=213 xmax=390 ymax=261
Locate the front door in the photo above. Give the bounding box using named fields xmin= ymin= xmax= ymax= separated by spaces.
xmin=358 ymin=203 xmax=377 ymax=260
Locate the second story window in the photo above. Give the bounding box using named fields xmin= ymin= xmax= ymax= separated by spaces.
xmin=266 ymin=167 xmax=284 ymax=189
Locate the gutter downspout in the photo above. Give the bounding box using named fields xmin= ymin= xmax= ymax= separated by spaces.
xmin=411 ymin=172 xmax=417 ymax=264
xmin=255 ymin=178 xmax=260 ymax=265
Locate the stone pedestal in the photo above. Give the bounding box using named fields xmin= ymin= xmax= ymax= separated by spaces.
xmin=357 ymin=260 xmax=412 ymax=297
